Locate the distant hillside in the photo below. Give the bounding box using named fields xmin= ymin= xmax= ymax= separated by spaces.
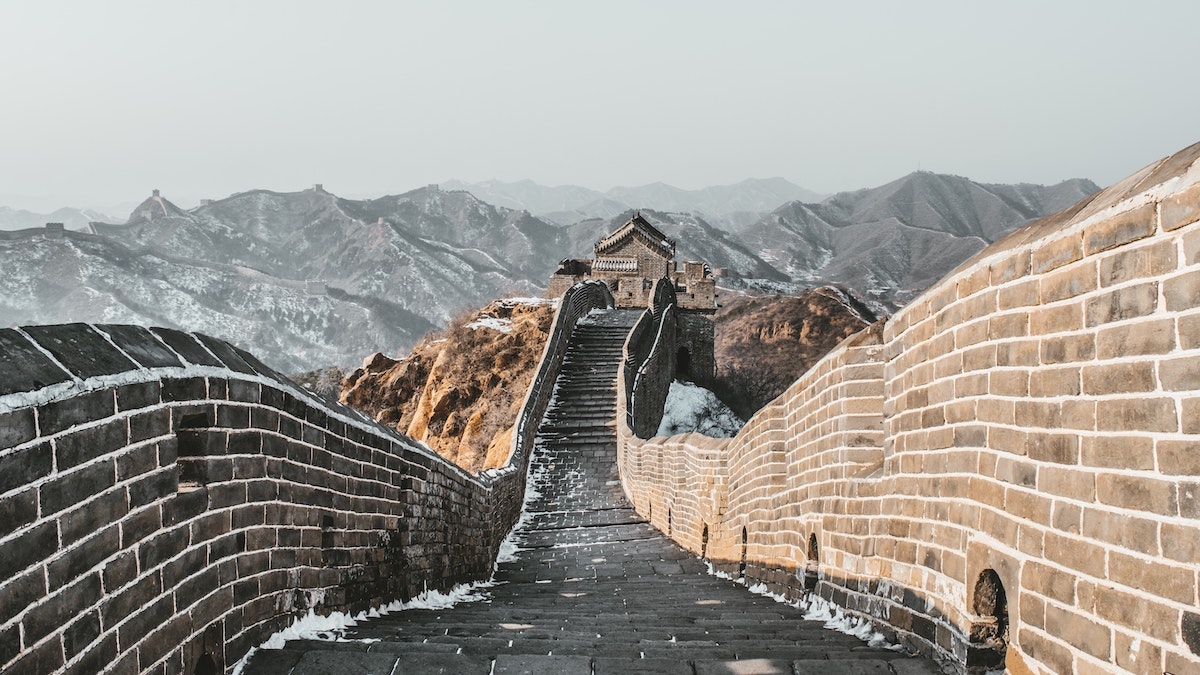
xmin=738 ymin=173 xmax=1100 ymax=309
xmin=443 ymin=177 xmax=823 ymax=228
xmin=0 ymin=206 xmax=116 ymax=231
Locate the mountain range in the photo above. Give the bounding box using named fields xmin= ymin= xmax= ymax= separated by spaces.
xmin=441 ymin=177 xmax=824 ymax=228
xmin=0 ymin=206 xmax=118 ymax=231
xmin=0 ymin=172 xmax=1099 ymax=373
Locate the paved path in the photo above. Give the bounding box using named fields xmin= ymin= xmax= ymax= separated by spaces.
xmin=244 ymin=310 xmax=940 ymax=675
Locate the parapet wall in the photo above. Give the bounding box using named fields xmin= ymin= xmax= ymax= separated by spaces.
xmin=616 ymin=142 xmax=1200 ymax=674
xmin=0 ymin=280 xmax=613 ymax=675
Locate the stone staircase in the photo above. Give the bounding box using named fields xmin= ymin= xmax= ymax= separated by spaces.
xmin=242 ymin=308 xmax=939 ymax=675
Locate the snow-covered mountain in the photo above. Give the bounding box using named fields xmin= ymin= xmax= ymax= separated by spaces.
xmin=0 ymin=206 xmax=117 ymax=231
xmin=443 ymin=177 xmax=823 ymax=227
xmin=0 ymin=172 xmax=1099 ymax=372
xmin=738 ymin=173 xmax=1100 ymax=309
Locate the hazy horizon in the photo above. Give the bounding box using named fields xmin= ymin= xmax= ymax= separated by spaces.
xmin=2 ymin=1 xmax=1197 ymax=212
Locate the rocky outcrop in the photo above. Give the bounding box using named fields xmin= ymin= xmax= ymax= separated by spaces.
xmin=341 ymin=298 xmax=557 ymax=473
xmin=713 ymin=286 xmax=876 ymax=417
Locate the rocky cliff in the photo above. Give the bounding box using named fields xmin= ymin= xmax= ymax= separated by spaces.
xmin=341 ymin=298 xmax=556 ymax=473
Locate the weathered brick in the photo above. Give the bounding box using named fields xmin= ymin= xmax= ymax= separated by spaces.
xmin=1084 ymin=435 xmax=1154 ymax=470
xmin=0 ymin=407 xmax=37 ymax=449
xmin=1029 ymin=367 xmax=1079 ymax=397
xmin=1186 ymin=398 xmax=1200 ymax=435
xmin=1081 ymin=361 xmax=1155 ymax=395
xmin=1041 ymin=263 xmax=1097 ymax=302
xmin=22 ymin=571 xmax=103 ymax=645
xmin=1040 ymin=333 xmax=1094 ymax=364
xmin=48 ymin=525 xmax=120 ymax=590
xmin=41 ymin=460 xmax=116 ymax=516
xmin=1045 ymin=530 xmax=1106 ymax=578
xmin=1025 ymin=433 xmax=1078 ymax=464
xmin=1032 ymin=233 xmax=1083 ymax=273
xmin=1096 ymin=397 xmax=1177 ymax=433
xmin=1084 ymin=203 xmax=1156 ymax=255
xmin=996 ymin=339 xmax=1040 ymax=367
xmin=130 ymin=409 xmax=171 ymax=444
xmin=1109 ymin=550 xmax=1195 ymax=604
xmin=1158 ymin=439 xmax=1200 ymax=475
xmin=1058 ymin=399 xmax=1095 ymax=431
xmin=1096 ymin=317 xmax=1175 ymax=358
xmin=1085 ymin=282 xmax=1158 ymax=326
xmin=1094 ymin=586 xmax=1179 ymax=643
xmin=1161 ymin=522 xmax=1200 ymax=565
xmin=0 ymin=440 xmax=52 ymax=496
xmin=0 ymin=488 xmax=38 ymax=539
xmin=997 ymin=279 xmax=1039 ymax=309
xmin=1082 ymin=508 xmax=1160 ymax=554
xmin=989 ymin=369 xmax=1028 ymax=397
xmin=1099 ymin=239 xmax=1177 ymax=286
xmin=1030 ymin=302 xmax=1082 ymax=335
xmin=1161 ymin=181 xmax=1200 ymax=231
xmin=1044 ymin=603 xmax=1111 ymax=662
xmin=55 ymin=419 xmax=128 ymax=470
xmin=1037 ymin=465 xmax=1095 ymax=501
xmin=38 ymin=389 xmax=116 ymax=435
xmin=1017 ymin=626 xmax=1074 ymax=675
xmin=1164 ymin=269 xmax=1200 ymax=311
xmin=115 ymin=381 xmax=161 ymax=412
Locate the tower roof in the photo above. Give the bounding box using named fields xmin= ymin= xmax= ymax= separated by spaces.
xmin=594 ymin=213 xmax=674 ymax=259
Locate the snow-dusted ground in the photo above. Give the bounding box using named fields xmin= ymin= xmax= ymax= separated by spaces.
xmin=657 ymin=380 xmax=744 ymax=438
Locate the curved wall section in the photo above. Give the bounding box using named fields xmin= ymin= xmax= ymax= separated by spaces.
xmin=616 ymin=142 xmax=1200 ymax=674
xmin=0 ymin=281 xmax=615 ymax=675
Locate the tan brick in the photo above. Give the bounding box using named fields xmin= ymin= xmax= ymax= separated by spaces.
xmin=1083 ymin=435 xmax=1154 ymax=470
xmin=1084 ymin=203 xmax=1157 ymax=255
xmin=1184 ymin=226 xmax=1200 ymax=266
xmin=1181 ymin=312 xmax=1200 ymax=350
xmin=1045 ymin=531 xmax=1106 ymax=577
xmin=1040 ymin=333 xmax=1095 ymax=364
xmin=1030 ymin=302 xmax=1082 ymax=335
xmin=978 ymin=398 xmax=1015 ymax=425
xmin=1041 ymin=263 xmax=1098 ymax=302
xmin=994 ymin=454 xmax=1037 ymax=486
xmin=1018 ymin=522 xmax=1045 ymax=557
xmin=1082 ymin=508 xmax=1159 ymax=554
xmin=1045 ymin=603 xmax=1112 ymax=662
xmin=1014 ymin=399 xmax=1061 ymax=429
xmin=997 ymin=279 xmax=1039 ymax=310
xmin=1038 ymin=465 xmax=1096 ymax=502
xmin=991 ymin=249 xmax=1031 ymax=284
xmin=996 ymin=339 xmax=1039 ymax=366
xmin=1094 ymin=586 xmax=1180 ymax=643
xmin=1099 ymin=239 xmax=1177 ymax=287
xmin=957 ymin=265 xmax=991 ymax=299
xmin=1029 ymin=366 xmax=1080 ymax=397
xmin=1018 ymin=593 xmax=1045 ymax=631
xmin=1018 ymin=627 xmax=1074 ymax=675
xmin=969 ymin=476 xmax=1004 ymax=510
xmin=1058 ymin=399 xmax=1096 ymax=431
xmin=1097 ymin=473 xmax=1178 ymax=515
xmin=1164 ymin=269 xmax=1200 ymax=311
xmin=1084 ymin=282 xmax=1159 ymax=327
xmin=1157 ymin=439 xmax=1200 ymax=475
xmin=1051 ymin=502 xmax=1081 ymax=534
xmin=1161 ymin=181 xmax=1200 ymax=231
xmin=1005 ymin=487 xmax=1052 ymax=522
xmin=1026 ymin=433 xmax=1079 ymax=464
xmin=1166 ymin=653 xmax=1200 ymax=675
xmin=988 ymin=312 xmax=1029 ymax=339
xmin=1033 ymin=233 xmax=1083 ymax=273
xmin=989 ymin=369 xmax=1028 ymax=397
xmin=1108 ymin=550 xmax=1195 ymax=604
xmin=1096 ymin=397 xmax=1178 ymax=433
xmin=1081 ymin=361 xmax=1156 ymax=395
xmin=1096 ymin=318 xmax=1175 ymax=358
xmin=952 ymin=425 xmax=986 ymax=448
xmin=1179 ymin=481 xmax=1200 ymax=519
xmin=1185 ymin=398 xmax=1200 ymax=435
xmin=1160 ymin=521 xmax=1200 ymax=564
xmin=1113 ymin=630 xmax=1164 ymax=675
xmin=954 ymin=320 xmax=990 ymax=349
xmin=1160 ymin=354 xmax=1200 ymax=392
xmin=1025 ymin=560 xmax=1076 ymax=604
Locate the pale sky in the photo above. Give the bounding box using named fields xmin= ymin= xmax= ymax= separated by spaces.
xmin=1 ymin=1 xmax=1197 ymax=212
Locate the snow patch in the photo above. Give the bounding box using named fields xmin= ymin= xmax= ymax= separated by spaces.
xmin=466 ymin=316 xmax=513 ymax=332
xmin=657 ymin=381 xmax=744 ymax=438
xmin=705 ymin=561 xmax=903 ymax=651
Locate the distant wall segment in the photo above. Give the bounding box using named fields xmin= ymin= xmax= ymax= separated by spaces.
xmin=616 ymin=142 xmax=1200 ymax=674
xmin=0 ymin=281 xmax=613 ymax=674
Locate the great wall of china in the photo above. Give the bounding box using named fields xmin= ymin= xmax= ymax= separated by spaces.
xmin=1 ymin=143 xmax=1198 ymax=674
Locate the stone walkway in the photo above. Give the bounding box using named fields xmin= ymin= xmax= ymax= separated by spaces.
xmin=244 ymin=310 xmax=940 ymax=675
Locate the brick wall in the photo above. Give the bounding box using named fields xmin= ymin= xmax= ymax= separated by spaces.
xmin=615 ymin=141 xmax=1200 ymax=674
xmin=0 ymin=278 xmax=614 ymax=675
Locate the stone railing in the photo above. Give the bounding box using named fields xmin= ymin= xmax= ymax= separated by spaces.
xmin=623 ymin=278 xmax=677 ymax=438
xmin=501 ymin=280 xmax=614 ymax=469
xmin=0 ymin=304 xmax=599 ymax=674
xmin=615 ymin=141 xmax=1200 ymax=674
